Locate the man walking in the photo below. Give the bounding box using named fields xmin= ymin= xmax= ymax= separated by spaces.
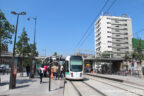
xmin=39 ymin=64 xmax=45 ymax=84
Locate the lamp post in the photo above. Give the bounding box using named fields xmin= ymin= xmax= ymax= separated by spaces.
xmin=9 ymin=11 xmax=26 ymax=89
xmin=27 ymin=17 xmax=37 ymax=78
xmin=27 ymin=17 xmax=37 ymax=45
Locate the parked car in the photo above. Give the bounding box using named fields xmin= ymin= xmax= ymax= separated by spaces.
xmin=0 ymin=64 xmax=7 ymax=73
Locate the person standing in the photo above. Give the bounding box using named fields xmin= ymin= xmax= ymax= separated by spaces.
xmin=39 ymin=64 xmax=45 ymax=84
xmin=52 ymin=63 xmax=57 ymax=80
xmin=60 ymin=65 xmax=64 ymax=78
xmin=56 ymin=65 xmax=60 ymax=80
xmin=43 ymin=65 xmax=47 ymax=77
xmin=26 ymin=65 xmax=30 ymax=77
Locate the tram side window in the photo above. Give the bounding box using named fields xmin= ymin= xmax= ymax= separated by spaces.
xmin=64 ymin=61 xmax=69 ymax=72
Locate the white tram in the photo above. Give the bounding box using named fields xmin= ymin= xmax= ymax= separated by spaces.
xmin=64 ymin=55 xmax=84 ymax=80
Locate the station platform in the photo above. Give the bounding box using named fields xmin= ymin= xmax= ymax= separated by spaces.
xmin=0 ymin=73 xmax=64 ymax=96
xmin=86 ymin=73 xmax=144 ymax=87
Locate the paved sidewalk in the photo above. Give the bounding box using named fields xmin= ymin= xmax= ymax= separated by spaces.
xmin=87 ymin=73 xmax=144 ymax=87
xmin=0 ymin=73 xmax=64 ymax=96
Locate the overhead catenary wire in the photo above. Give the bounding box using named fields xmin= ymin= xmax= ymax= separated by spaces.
xmin=76 ymin=0 xmax=118 ymax=49
xmin=74 ymin=0 xmax=110 ymax=49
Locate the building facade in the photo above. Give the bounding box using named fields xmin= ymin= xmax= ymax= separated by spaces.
xmin=95 ymin=15 xmax=133 ymax=58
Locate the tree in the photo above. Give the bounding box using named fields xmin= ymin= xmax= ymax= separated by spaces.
xmin=29 ymin=43 xmax=38 ymax=78
xmin=0 ymin=9 xmax=15 ymax=64
xmin=16 ymin=27 xmax=30 ymax=76
xmin=101 ymin=51 xmax=112 ymax=58
xmin=53 ymin=52 xmax=57 ymax=56
xmin=133 ymin=38 xmax=144 ymax=77
xmin=29 ymin=43 xmax=38 ymax=57
xmin=124 ymin=54 xmax=130 ymax=70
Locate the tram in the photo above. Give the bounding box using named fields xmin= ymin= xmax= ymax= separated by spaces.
xmin=64 ymin=55 xmax=84 ymax=80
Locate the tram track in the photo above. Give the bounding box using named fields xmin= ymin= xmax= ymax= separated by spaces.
xmin=86 ymin=74 xmax=144 ymax=90
xmin=70 ymin=81 xmax=83 ymax=96
xmin=85 ymin=75 xmax=143 ymax=96
xmin=70 ymin=80 xmax=107 ymax=96
xmin=82 ymin=81 xmax=107 ymax=96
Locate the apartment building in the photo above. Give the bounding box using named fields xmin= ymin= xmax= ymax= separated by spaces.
xmin=95 ymin=15 xmax=133 ymax=58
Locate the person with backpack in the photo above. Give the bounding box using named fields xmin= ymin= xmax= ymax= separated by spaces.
xmin=39 ymin=64 xmax=45 ymax=84
xmin=43 ymin=65 xmax=47 ymax=77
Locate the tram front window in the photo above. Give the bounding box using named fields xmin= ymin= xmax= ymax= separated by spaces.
xmin=70 ymin=60 xmax=83 ymax=72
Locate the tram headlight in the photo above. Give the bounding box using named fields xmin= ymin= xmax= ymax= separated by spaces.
xmin=71 ymin=73 xmax=73 ymax=77
xmin=80 ymin=73 xmax=82 ymax=77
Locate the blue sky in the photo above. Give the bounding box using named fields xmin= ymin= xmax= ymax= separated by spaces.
xmin=1 ymin=0 xmax=144 ymax=56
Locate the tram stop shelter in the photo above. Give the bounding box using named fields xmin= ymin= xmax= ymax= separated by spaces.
xmin=83 ymin=57 xmax=124 ymax=74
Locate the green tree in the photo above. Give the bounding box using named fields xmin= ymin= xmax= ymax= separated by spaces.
xmin=0 ymin=9 xmax=15 ymax=64
xmin=29 ymin=43 xmax=38 ymax=78
xmin=136 ymin=39 xmax=144 ymax=66
xmin=53 ymin=52 xmax=57 ymax=56
xmin=102 ymin=51 xmax=112 ymax=58
xmin=29 ymin=43 xmax=38 ymax=57
xmin=133 ymin=38 xmax=144 ymax=77
xmin=124 ymin=54 xmax=130 ymax=60
xmin=124 ymin=54 xmax=130 ymax=69
xmin=16 ymin=27 xmax=30 ymax=76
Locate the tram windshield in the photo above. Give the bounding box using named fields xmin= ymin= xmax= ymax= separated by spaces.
xmin=70 ymin=56 xmax=83 ymax=72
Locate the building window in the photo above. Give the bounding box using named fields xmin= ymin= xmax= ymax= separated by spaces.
xmin=115 ymin=20 xmax=119 ymax=23
xmin=107 ymin=22 xmax=111 ymax=24
xmin=107 ymin=27 xmax=111 ymax=29
xmin=122 ymin=28 xmax=127 ymax=30
xmin=115 ymin=29 xmax=119 ymax=32
xmin=116 ymin=39 xmax=120 ymax=41
xmin=107 ymin=36 xmax=111 ymax=38
xmin=108 ymin=46 xmax=112 ymax=48
xmin=117 ymin=49 xmax=120 ymax=51
xmin=116 ymin=44 xmax=120 ymax=46
xmin=107 ymin=31 xmax=111 ymax=33
xmin=124 ymin=37 xmax=128 ymax=39
xmin=117 ymin=54 xmax=121 ymax=56
xmin=124 ymin=33 xmax=128 ymax=35
xmin=108 ymin=41 xmax=111 ymax=43
xmin=116 ymin=35 xmax=120 ymax=37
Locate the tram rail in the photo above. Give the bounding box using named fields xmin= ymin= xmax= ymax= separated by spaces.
xmin=70 ymin=80 xmax=107 ymax=96
xmin=86 ymin=75 xmax=143 ymax=96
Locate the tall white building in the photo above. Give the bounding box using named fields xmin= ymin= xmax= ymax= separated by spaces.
xmin=95 ymin=15 xmax=133 ymax=58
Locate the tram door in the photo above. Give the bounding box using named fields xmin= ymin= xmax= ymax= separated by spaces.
xmin=64 ymin=61 xmax=69 ymax=76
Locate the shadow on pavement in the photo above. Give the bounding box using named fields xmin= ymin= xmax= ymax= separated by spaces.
xmin=0 ymin=82 xmax=9 ymax=86
xmin=83 ymin=78 xmax=89 ymax=81
xmin=51 ymin=86 xmax=64 ymax=91
xmin=15 ymin=84 xmax=30 ymax=89
xmin=16 ymin=79 xmax=36 ymax=84
xmin=42 ymin=81 xmax=48 ymax=83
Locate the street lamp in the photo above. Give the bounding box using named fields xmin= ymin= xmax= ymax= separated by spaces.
xmin=27 ymin=17 xmax=37 ymax=78
xmin=27 ymin=17 xmax=37 ymax=45
xmin=9 ymin=11 xmax=26 ymax=89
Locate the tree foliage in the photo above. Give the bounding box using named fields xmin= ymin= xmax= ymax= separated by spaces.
xmin=132 ymin=38 xmax=144 ymax=65
xmin=101 ymin=51 xmax=112 ymax=58
xmin=29 ymin=43 xmax=38 ymax=57
xmin=53 ymin=52 xmax=57 ymax=56
xmin=124 ymin=54 xmax=129 ymax=60
xmin=16 ymin=27 xmax=30 ymax=56
xmin=0 ymin=9 xmax=15 ymax=53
